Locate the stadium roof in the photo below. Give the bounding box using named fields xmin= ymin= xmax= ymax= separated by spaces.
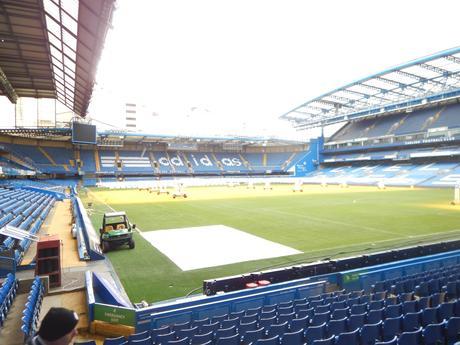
xmin=0 ymin=0 xmax=115 ymax=117
xmin=281 ymin=47 xmax=460 ymax=129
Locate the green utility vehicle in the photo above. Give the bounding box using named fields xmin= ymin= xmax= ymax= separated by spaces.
xmin=99 ymin=211 xmax=135 ymax=253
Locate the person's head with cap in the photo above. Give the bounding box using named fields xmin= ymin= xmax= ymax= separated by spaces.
xmin=37 ymin=307 xmax=79 ymax=345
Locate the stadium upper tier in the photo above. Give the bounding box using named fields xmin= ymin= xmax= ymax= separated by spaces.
xmin=281 ymin=46 xmax=460 ymax=129
xmin=329 ymin=103 xmax=460 ymax=144
xmin=0 ymin=142 xmax=304 ymax=177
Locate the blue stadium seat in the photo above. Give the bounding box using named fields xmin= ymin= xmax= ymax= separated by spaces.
xmin=402 ymin=300 xmax=418 ymax=314
xmin=289 ymin=315 xmax=309 ymax=332
xmin=262 ymin=304 xmax=277 ymax=312
xmin=384 ymin=297 xmax=398 ymax=306
xmin=331 ymin=307 xmax=349 ymax=320
xmin=359 ymin=295 xmax=371 ymax=304
xmin=384 ymin=304 xmax=402 ymax=319
xmin=241 ymin=328 xmax=264 ymax=345
xmin=347 ymin=312 xmax=366 ymax=332
xmin=175 ymin=326 xmax=199 ymax=340
xmin=398 ymin=292 xmax=414 ymax=303
xmin=311 ymin=312 xmax=330 ymax=326
xmin=310 ymin=300 xmax=324 ymax=308
xmin=128 ymin=330 xmax=150 ymax=342
xmin=267 ymin=321 xmax=288 ymax=338
xmin=422 ymin=321 xmax=446 ymax=345
xmin=360 ymin=320 xmax=382 ymax=345
xmin=402 ymin=310 xmax=422 ymax=332
xmin=374 ymin=335 xmax=397 ymax=345
xmin=350 ymin=303 xmax=367 ymax=315
xmin=277 ymin=311 xmax=295 ymax=325
xmin=280 ymin=328 xmax=304 ymax=345
xmin=312 ymin=335 xmax=335 ymax=345
xmin=430 ymin=292 xmax=445 ymax=307
xmin=294 ymin=302 xmax=310 ymax=315
xmin=422 ymin=307 xmax=439 ymax=327
xmin=215 ymin=333 xmax=240 ymax=345
xmin=446 ymin=317 xmax=460 ymax=345
xmin=258 ymin=316 xmax=277 ymax=331
xmin=130 ymin=337 xmax=152 ymax=345
xmin=415 ymin=282 xmax=429 ymax=297
xmin=347 ymin=297 xmax=361 ymax=308
xmin=335 ymin=328 xmax=359 ymax=345
xmin=327 ymin=317 xmax=347 ymax=337
xmin=155 ymin=332 xmax=176 ymax=345
xmin=315 ymin=304 xmax=330 ymax=314
xmin=260 ymin=309 xmax=277 ymax=319
xmin=398 ymin=327 xmax=423 ymax=345
xmin=439 ymin=302 xmax=455 ymax=321
xmin=237 ymin=320 xmax=257 ymax=337
xmin=211 ymin=314 xmax=228 ymax=324
xmin=151 ymin=326 xmax=171 ymax=339
xmin=372 ymin=292 xmax=387 ymax=301
xmin=230 ymin=310 xmax=245 ymax=319
xmin=443 ymin=281 xmax=459 ymax=300
xmin=241 ymin=314 xmax=258 ymax=324
xmin=191 ymin=331 xmax=214 ymax=345
xmin=103 ymin=336 xmax=127 ymax=345
xmin=215 ymin=326 xmax=236 ymax=340
xmin=454 ymin=300 xmax=460 ymax=317
xmin=293 ymin=298 xmax=307 ymax=306
xmin=167 ymin=338 xmax=189 ymax=345
xmin=330 ymin=301 xmax=347 ymax=311
xmin=200 ymin=321 xmax=220 ymax=335
xmin=304 ymin=322 xmax=326 ymax=345
xmin=297 ymin=307 xmax=315 ymax=320
xmin=278 ymin=306 xmax=294 ymax=314
xmin=367 ymin=308 xmax=385 ymax=324
xmin=221 ymin=317 xmax=239 ymax=330
xmin=278 ymin=301 xmax=294 ymax=309
xmin=382 ymin=315 xmax=402 ymax=341
xmin=245 ymin=307 xmax=262 ymax=316
xmin=254 ymin=335 xmax=279 ymax=345
xmin=171 ymin=321 xmax=191 ymax=332
xmin=369 ymin=300 xmax=384 ymax=311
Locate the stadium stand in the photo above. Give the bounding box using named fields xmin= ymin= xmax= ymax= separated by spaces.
xmin=3 ymin=3 xmax=460 ymax=342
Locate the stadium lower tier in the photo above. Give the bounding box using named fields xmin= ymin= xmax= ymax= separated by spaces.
xmin=303 ymin=161 xmax=460 ymax=188
xmin=88 ymin=261 xmax=460 ymax=345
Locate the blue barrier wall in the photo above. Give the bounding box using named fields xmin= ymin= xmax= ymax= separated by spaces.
xmin=146 ymin=279 xmax=326 ymax=331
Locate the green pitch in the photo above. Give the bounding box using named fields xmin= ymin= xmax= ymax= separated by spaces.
xmin=81 ymin=185 xmax=460 ymax=303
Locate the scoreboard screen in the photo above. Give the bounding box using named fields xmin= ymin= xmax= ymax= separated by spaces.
xmin=72 ymin=123 xmax=97 ymax=144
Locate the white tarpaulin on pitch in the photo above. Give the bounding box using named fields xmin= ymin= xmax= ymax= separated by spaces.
xmin=141 ymin=225 xmax=302 ymax=271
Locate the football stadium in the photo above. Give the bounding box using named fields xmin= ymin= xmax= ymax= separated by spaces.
xmin=2 ymin=1 xmax=460 ymax=345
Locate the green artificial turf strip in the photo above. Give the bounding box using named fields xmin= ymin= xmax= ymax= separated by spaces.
xmin=82 ymin=186 xmax=460 ymax=303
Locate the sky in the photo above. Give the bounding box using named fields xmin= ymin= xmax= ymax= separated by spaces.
xmin=88 ymin=0 xmax=460 ymax=140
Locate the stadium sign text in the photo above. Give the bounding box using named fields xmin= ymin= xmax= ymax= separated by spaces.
xmin=403 ymin=137 xmax=454 ymax=146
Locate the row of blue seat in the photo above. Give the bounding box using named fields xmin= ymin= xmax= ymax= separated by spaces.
xmin=21 ymin=277 xmax=44 ymax=341
xmin=371 ymin=264 xmax=460 ymax=296
xmin=0 ymin=273 xmax=18 ymax=327
xmin=0 ymin=191 xmax=55 ymax=265
xmin=98 ymin=315 xmax=460 ymax=345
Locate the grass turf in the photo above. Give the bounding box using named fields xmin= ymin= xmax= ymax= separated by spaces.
xmin=81 ymin=184 xmax=460 ymax=303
